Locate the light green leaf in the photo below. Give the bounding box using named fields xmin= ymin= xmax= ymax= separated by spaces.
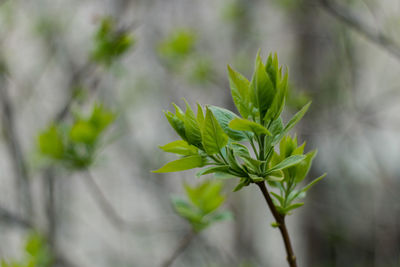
xmin=283 ymin=202 xmax=304 ymax=214
xmin=227 ymin=65 xmax=251 ymax=118
xmin=164 ymin=111 xmax=187 ymax=140
xmin=266 ymin=155 xmax=305 ymax=174
xmin=250 ymin=53 xmax=275 ymax=120
xmin=208 ymin=211 xmax=233 ymax=223
xmin=273 ymin=101 xmax=311 ymax=145
xmin=183 ymin=99 xmax=202 ymax=146
xmin=301 ymin=173 xmax=327 ymax=193
xmin=229 ymin=118 xmax=271 ymax=136
xmin=196 ymin=103 xmax=204 ymax=127
xmin=214 ymin=172 xmax=237 ymax=179
xmin=208 ymin=105 xmax=248 ymax=141
xmin=201 ymin=108 xmax=229 ymax=155
xmin=294 ymin=149 xmax=317 ymax=183
xmin=152 ymin=155 xmax=204 ymax=173
xmin=249 ymin=174 xmax=264 ymax=182
xmin=265 ymin=169 xmax=284 ymax=182
xmin=159 ymin=140 xmax=198 ymax=155
xmin=233 ymin=178 xmax=250 ymax=192
xmin=196 ymin=166 xmax=230 ymax=177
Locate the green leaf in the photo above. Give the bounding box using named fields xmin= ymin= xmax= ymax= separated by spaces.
xmin=69 ymin=121 xmax=97 ymax=144
xmin=294 ymin=150 xmax=317 ymax=183
xmin=183 ymin=99 xmax=202 ymax=146
xmin=171 ymin=197 xmax=203 ymax=223
xmin=214 ymin=172 xmax=237 ymax=179
xmin=233 ymin=178 xmax=250 ymax=192
xmin=249 ymin=174 xmax=264 ymax=182
xmin=152 ymin=155 xmax=204 ymax=173
xmin=38 ymin=125 xmax=64 ymax=159
xmin=283 ymin=203 xmax=304 ymax=214
xmin=264 ymin=70 xmax=287 ymax=123
xmin=208 ymin=105 xmax=248 ymax=141
xmin=270 ymin=191 xmax=285 ymax=206
xmin=196 ymin=103 xmax=204 ymax=127
xmin=164 ymin=111 xmax=187 ymax=141
xmin=231 ymin=142 xmax=250 ymax=158
xmin=208 ymin=211 xmax=233 ymax=223
xmin=265 ymin=169 xmax=284 ymax=182
xmin=159 ymin=140 xmax=198 ymax=155
xmin=196 ymin=166 xmax=230 ymax=177
xmin=273 ymin=101 xmax=311 ymax=145
xmin=227 ymin=65 xmax=251 ymax=118
xmin=229 ymin=118 xmax=271 ymax=136
xmin=301 ymin=173 xmax=327 ymax=193
xmin=250 ymin=53 xmax=275 ymax=120
xmin=266 ymin=155 xmax=305 ymax=174
xmin=201 ymin=108 xmax=229 ymax=155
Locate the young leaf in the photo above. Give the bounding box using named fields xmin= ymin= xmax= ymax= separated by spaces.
xmin=208 ymin=211 xmax=233 ymax=223
xmin=152 ymin=155 xmax=204 ymax=173
xmin=273 ymin=101 xmax=311 ymax=145
xmin=294 ymin=150 xmax=317 ymax=183
xmin=159 ymin=140 xmax=198 ymax=155
xmin=265 ymin=155 xmax=305 ymax=174
xmin=301 ymin=173 xmax=327 ymax=193
xmin=282 ymin=203 xmax=304 ymax=214
xmin=208 ymin=105 xmax=248 ymax=141
xmin=233 ymin=178 xmax=250 ymax=192
xmin=229 ymin=118 xmax=271 ymax=136
xmin=250 ymin=53 xmax=275 ymax=120
xmin=196 ymin=103 xmax=204 ymax=127
xmin=196 ymin=165 xmax=230 ymax=177
xmin=164 ymin=111 xmax=187 ymax=141
xmin=201 ymin=108 xmax=229 ymax=155
xmin=227 ymin=65 xmax=251 ymax=118
xmin=183 ymin=100 xmax=202 ymax=146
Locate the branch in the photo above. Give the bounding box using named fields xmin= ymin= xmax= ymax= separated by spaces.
xmin=83 ymin=170 xmax=135 ymax=230
xmin=0 ymin=68 xmax=33 ymax=221
xmin=319 ymin=0 xmax=400 ymax=60
xmin=160 ymin=229 xmax=196 ymax=267
xmin=256 ymin=182 xmax=297 ymax=267
xmin=0 ymin=205 xmax=32 ymax=229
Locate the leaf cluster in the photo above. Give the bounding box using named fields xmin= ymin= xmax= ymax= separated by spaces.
xmin=1 ymin=232 xmax=53 ymax=267
xmin=155 ymin=52 xmax=325 ymax=216
xmin=38 ymin=103 xmax=115 ymax=170
xmin=91 ymin=17 xmax=134 ymax=66
xmin=171 ymin=180 xmax=232 ymax=232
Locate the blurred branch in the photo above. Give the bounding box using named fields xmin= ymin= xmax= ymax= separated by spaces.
xmin=0 ymin=66 xmax=33 ymax=222
xmin=161 ymin=229 xmax=196 ymax=267
xmin=0 ymin=205 xmax=32 ymax=229
xmin=319 ymin=0 xmax=400 ymax=60
xmin=83 ymin=170 xmax=134 ymax=230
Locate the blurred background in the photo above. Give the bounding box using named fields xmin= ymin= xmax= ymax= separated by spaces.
xmin=1 ymin=0 xmax=400 ymax=266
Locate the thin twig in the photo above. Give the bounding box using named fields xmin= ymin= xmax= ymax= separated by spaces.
xmin=161 ymin=229 xmax=196 ymax=267
xmin=319 ymin=0 xmax=400 ymax=60
xmin=256 ymin=182 xmax=297 ymax=267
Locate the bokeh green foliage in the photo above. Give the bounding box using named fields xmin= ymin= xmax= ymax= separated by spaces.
xmin=38 ymin=103 xmax=115 ymax=169
xmin=154 ymin=52 xmax=325 ymax=216
xmin=171 ymin=180 xmax=232 ymax=232
xmin=1 ymin=232 xmax=52 ymax=267
xmin=157 ymin=28 xmax=213 ymax=83
xmin=91 ymin=17 xmax=134 ymax=66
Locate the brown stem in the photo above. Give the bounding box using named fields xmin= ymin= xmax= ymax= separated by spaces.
xmin=161 ymin=230 xmax=196 ymax=267
xmin=256 ymin=182 xmax=297 ymax=267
